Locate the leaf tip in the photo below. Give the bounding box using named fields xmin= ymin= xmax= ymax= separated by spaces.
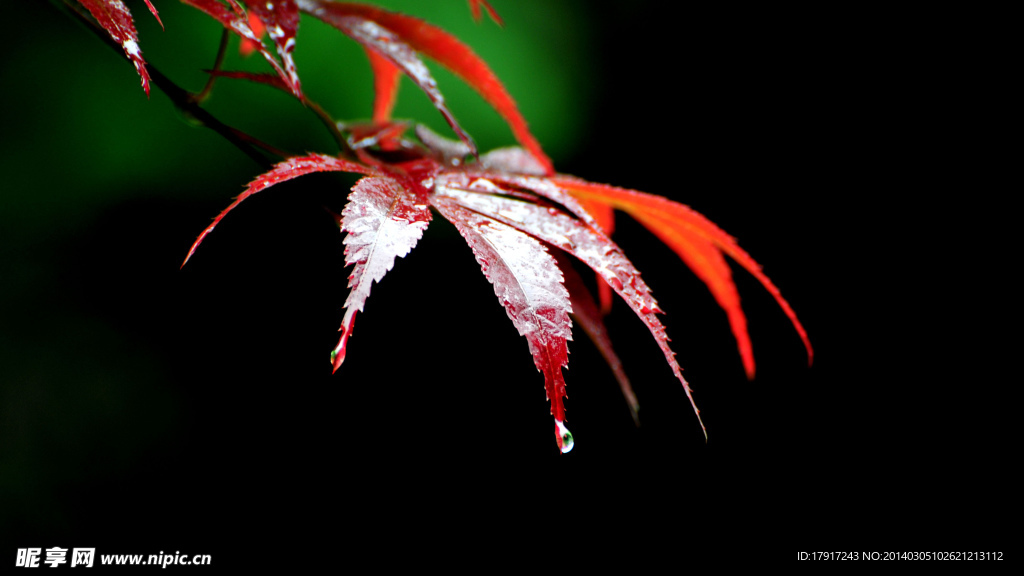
xmin=331 ymin=337 xmax=347 ymax=373
xmin=331 ymin=312 xmax=357 ymax=373
xmin=143 ymin=0 xmax=163 ymax=30
xmin=180 ymin=242 xmax=200 ymax=269
xmin=330 ymin=348 xmax=345 ymax=373
xmin=744 ymin=358 xmax=756 ymax=381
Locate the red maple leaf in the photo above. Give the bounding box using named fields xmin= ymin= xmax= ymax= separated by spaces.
xmin=183 ymin=128 xmax=811 ymax=451
xmin=68 ymin=0 xmax=812 ymax=452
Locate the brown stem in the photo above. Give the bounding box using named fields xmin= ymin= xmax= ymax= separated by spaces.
xmin=191 ymin=29 xmax=230 ymax=104
xmin=57 ymin=0 xmax=274 ymax=169
xmin=302 ymin=96 xmax=352 ymax=156
xmin=228 ymin=128 xmax=293 ymax=159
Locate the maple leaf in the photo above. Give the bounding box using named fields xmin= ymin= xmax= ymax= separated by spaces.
xmin=65 ymin=0 xmax=811 ymax=452
xmin=183 ymin=124 xmax=811 ymax=450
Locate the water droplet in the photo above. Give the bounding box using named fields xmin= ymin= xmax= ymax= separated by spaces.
xmin=608 ymin=277 xmax=623 ymax=291
xmin=554 ymin=419 xmax=574 ymax=454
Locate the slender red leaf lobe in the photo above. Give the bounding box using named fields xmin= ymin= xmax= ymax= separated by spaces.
xmin=183 ymin=154 xmax=371 ymax=267
xmin=365 ymin=49 xmax=402 ymax=123
xmin=143 ymin=0 xmax=163 ymax=28
xmin=247 ymin=0 xmax=301 ymax=93
xmin=76 ymin=0 xmax=153 ymax=95
xmin=432 ymin=196 xmax=574 ymax=445
xmin=552 ymin=177 xmax=814 ymax=370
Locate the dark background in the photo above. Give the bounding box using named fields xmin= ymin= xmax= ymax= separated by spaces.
xmin=2 ymin=0 xmax=1013 ymax=567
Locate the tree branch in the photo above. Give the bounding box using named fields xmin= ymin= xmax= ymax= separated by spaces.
xmin=57 ymin=0 xmax=275 ymax=170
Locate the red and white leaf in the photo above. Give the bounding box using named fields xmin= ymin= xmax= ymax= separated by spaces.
xmin=296 ymin=0 xmax=552 ymax=174
xmin=180 ymin=0 xmax=302 ymax=96
xmin=331 ymin=176 xmax=432 ymax=372
xmin=435 ymin=173 xmax=706 ymax=438
xmin=431 ymin=196 xmax=574 ymax=447
xmin=76 ymin=0 xmax=153 ymax=95
xmin=183 ymin=154 xmax=371 ymax=266
xmin=477 ymin=147 xmax=547 ymax=176
xmin=247 ymin=0 xmax=302 ymax=94
xmin=297 ymin=3 xmax=476 ymax=156
xmin=552 ymin=177 xmax=814 ymax=371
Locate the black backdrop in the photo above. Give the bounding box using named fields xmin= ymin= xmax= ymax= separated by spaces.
xmin=3 ymin=0 xmax=1012 ymax=568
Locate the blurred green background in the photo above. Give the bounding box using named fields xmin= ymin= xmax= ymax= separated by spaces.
xmin=2 ymin=0 xmax=1011 ymax=564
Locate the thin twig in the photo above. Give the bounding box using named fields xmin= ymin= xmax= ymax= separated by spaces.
xmin=228 ymin=127 xmax=293 ymax=159
xmin=58 ymin=0 xmax=274 ymax=170
xmin=302 ymin=97 xmax=351 ymax=154
xmin=191 ymin=29 xmax=230 ymax=104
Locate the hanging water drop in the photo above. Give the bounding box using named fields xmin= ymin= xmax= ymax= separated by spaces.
xmin=554 ymin=419 xmax=574 ymax=454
